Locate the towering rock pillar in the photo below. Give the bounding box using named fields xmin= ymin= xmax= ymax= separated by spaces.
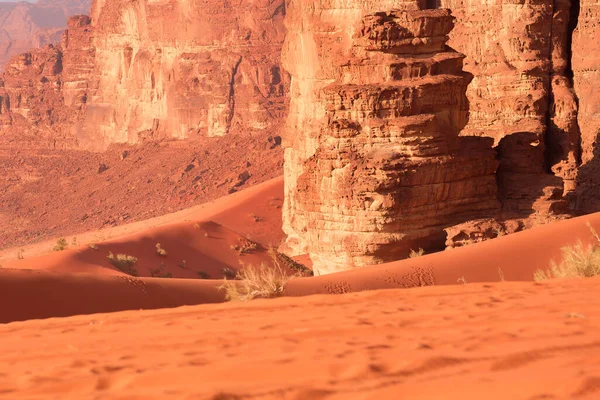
xmin=282 ymin=6 xmax=500 ymax=275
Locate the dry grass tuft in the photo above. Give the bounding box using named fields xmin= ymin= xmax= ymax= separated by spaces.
xmin=268 ymin=247 xmax=313 ymax=277
xmin=231 ymin=239 xmax=258 ymax=255
xmin=220 ymin=250 xmax=298 ymax=302
xmin=156 ymin=243 xmax=168 ymax=257
xmin=107 ymin=252 xmax=139 ymax=276
xmin=409 ymin=248 xmax=425 ymax=258
xmin=53 ymin=238 xmax=68 ymax=252
xmin=534 ymin=223 xmax=600 ymax=281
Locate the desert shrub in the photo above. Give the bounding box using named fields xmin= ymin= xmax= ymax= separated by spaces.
xmin=534 ymin=224 xmax=600 ymax=281
xmin=53 ymin=238 xmax=68 ymax=252
xmin=150 ymin=262 xmax=172 ymax=278
xmin=156 ymin=243 xmax=168 ymax=257
xmin=89 ymin=243 xmax=99 ymax=251
xmin=268 ymin=247 xmax=313 ymax=277
xmin=220 ymin=248 xmax=309 ymax=301
xmin=231 ymin=239 xmax=258 ymax=255
xmin=107 ymin=252 xmax=138 ymax=276
xmin=221 ymin=267 xmax=237 ymax=280
xmin=220 ymin=261 xmax=289 ymax=302
xmin=179 ymin=260 xmax=187 ymax=269
xmin=409 ymin=248 xmax=425 ymax=258
xmin=197 ymin=271 xmax=210 ymax=279
xmin=249 ymin=213 xmax=263 ymax=222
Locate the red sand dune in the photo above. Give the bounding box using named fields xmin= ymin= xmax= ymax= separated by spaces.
xmin=1 ymin=278 xmax=599 ymax=399
xmin=286 ymin=212 xmax=600 ymax=296
xmin=2 ymin=176 xmax=600 ymax=324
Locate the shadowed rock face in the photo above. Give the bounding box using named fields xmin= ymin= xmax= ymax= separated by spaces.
xmin=0 ymin=0 xmax=289 ymax=150
xmin=282 ymin=6 xmax=500 ymax=275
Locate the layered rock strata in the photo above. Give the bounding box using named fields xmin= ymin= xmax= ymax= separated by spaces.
xmin=437 ymin=0 xmax=579 ymax=215
xmin=0 ymin=0 xmax=288 ymax=150
xmin=283 ymin=7 xmax=500 ymax=274
xmin=572 ymin=0 xmax=600 ymax=213
xmin=78 ymin=0 xmax=288 ymax=149
xmin=0 ymin=0 xmax=92 ymax=70
xmin=0 ymin=15 xmax=93 ymax=149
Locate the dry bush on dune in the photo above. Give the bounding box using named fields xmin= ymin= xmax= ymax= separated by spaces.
xmin=155 ymin=243 xmax=168 ymax=257
xmin=268 ymin=247 xmax=313 ymax=277
xmin=220 ymin=249 xmax=307 ymax=301
xmin=220 ymin=262 xmax=289 ymax=302
xmin=409 ymin=248 xmax=425 ymax=258
xmin=107 ymin=252 xmax=139 ymax=276
xmin=53 ymin=238 xmax=68 ymax=252
xmin=534 ymin=224 xmax=600 ymax=281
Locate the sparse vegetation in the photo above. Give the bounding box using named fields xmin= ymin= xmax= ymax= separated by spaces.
xmin=156 ymin=243 xmax=168 ymax=257
xmin=107 ymin=252 xmax=139 ymax=276
xmin=71 ymin=237 xmax=78 ymax=247
xmin=222 ymin=267 xmax=237 ymax=280
xmin=193 ymin=222 xmax=201 ymax=229
xmin=17 ymin=249 xmax=25 ymax=260
xmin=249 ymin=213 xmax=263 ymax=222
xmin=409 ymin=248 xmax=425 ymax=258
xmin=220 ymin=261 xmax=289 ymax=302
xmin=89 ymin=243 xmax=99 ymax=251
xmin=457 ymin=276 xmax=468 ymax=285
xmin=534 ymin=223 xmax=600 ymax=281
xmin=197 ymin=271 xmax=210 ymax=279
xmin=220 ymin=248 xmax=310 ymax=302
xmin=268 ymin=247 xmax=313 ymax=277
xmin=53 ymin=238 xmax=68 ymax=252
xmin=150 ymin=262 xmax=172 ymax=278
xmin=498 ymin=267 xmax=505 ymax=282
xmin=179 ymin=260 xmax=187 ymax=269
xmin=231 ymin=239 xmax=258 ymax=255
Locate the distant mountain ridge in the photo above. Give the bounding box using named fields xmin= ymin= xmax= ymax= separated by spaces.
xmin=0 ymin=0 xmax=92 ymax=70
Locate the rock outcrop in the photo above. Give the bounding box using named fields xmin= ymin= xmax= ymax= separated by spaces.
xmin=0 ymin=15 xmax=93 ymax=149
xmin=438 ymin=0 xmax=575 ymax=216
xmin=573 ymin=0 xmax=600 ymax=213
xmin=0 ymin=0 xmax=288 ymax=150
xmin=282 ymin=5 xmax=500 ymax=274
xmin=78 ymin=0 xmax=288 ymax=148
xmin=0 ymin=0 xmax=92 ymax=70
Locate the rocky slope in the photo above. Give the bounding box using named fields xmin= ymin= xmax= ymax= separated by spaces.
xmin=0 ymin=0 xmax=288 ymax=150
xmin=0 ymin=0 xmax=91 ymax=70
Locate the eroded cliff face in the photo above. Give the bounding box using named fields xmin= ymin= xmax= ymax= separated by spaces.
xmin=78 ymin=0 xmax=288 ymax=148
xmin=438 ymin=0 xmax=574 ymax=216
xmin=0 ymin=0 xmax=92 ymax=71
xmin=0 ymin=0 xmax=288 ymax=150
xmin=283 ymin=0 xmax=600 ymax=272
xmin=282 ymin=3 xmax=501 ymax=274
xmin=573 ymin=0 xmax=600 ymax=213
xmin=281 ymin=0 xmax=426 ymax=260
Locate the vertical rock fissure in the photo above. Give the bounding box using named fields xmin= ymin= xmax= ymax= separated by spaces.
xmin=567 ymin=0 xmax=582 ymax=166
xmin=226 ymin=56 xmax=243 ymax=131
xmin=544 ymin=1 xmax=557 ymax=175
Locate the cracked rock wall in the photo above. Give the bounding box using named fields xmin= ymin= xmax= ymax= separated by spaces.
xmin=282 ymin=5 xmax=500 ymax=274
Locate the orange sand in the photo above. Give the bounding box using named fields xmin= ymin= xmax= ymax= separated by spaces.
xmin=2 ymin=176 xmax=600 ymax=325
xmin=1 ymin=278 xmax=599 ymax=399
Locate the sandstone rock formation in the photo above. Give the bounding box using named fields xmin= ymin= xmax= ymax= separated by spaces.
xmin=282 ymin=5 xmax=500 ymax=274
xmin=0 ymin=0 xmax=91 ymax=70
xmin=0 ymin=0 xmax=288 ymax=150
xmin=572 ymin=0 xmax=600 ymax=213
xmin=438 ymin=0 xmax=575 ymax=217
xmin=78 ymin=0 xmax=288 ymax=148
xmin=0 ymin=15 xmax=93 ymax=149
